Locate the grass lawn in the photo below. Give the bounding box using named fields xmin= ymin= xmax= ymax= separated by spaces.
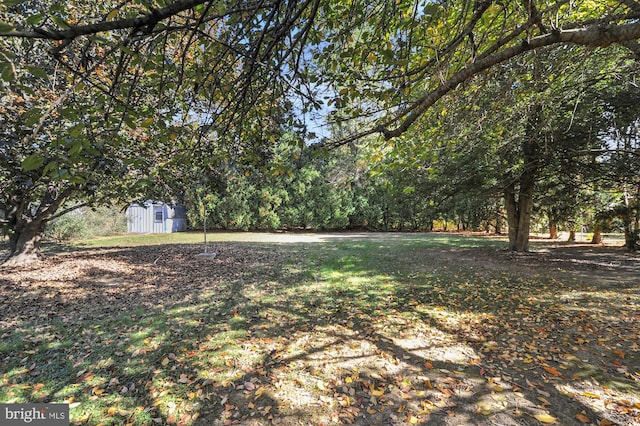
xmin=1 ymin=232 xmax=639 ymax=425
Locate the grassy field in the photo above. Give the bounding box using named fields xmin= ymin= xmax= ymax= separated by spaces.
xmin=1 ymin=232 xmax=638 ymax=425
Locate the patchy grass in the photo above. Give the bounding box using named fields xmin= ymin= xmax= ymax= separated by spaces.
xmin=0 ymin=233 xmax=639 ymax=425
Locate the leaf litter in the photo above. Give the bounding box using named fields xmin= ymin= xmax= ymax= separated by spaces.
xmin=0 ymin=236 xmax=638 ymax=425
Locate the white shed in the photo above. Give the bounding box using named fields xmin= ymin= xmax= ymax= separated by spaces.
xmin=126 ymin=201 xmax=187 ymax=233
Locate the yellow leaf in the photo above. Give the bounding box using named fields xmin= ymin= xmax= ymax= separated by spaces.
xmin=316 ymin=380 xmax=328 ymax=391
xmin=407 ymin=413 xmax=420 ymax=424
xmin=371 ymin=388 xmax=385 ymax=397
xmin=106 ymin=9 xmax=118 ymax=21
xmin=534 ymin=413 xmax=557 ymax=424
xmin=581 ymin=392 xmax=601 ymax=399
xmin=107 ymin=407 xmax=118 ymax=416
xmin=161 ymin=357 xmax=170 ymax=367
xmin=254 ymin=386 xmax=266 ymax=400
xmin=575 ymin=413 xmax=590 ymax=423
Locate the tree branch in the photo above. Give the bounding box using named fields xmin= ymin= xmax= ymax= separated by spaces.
xmin=48 ymin=201 xmax=90 ymax=221
xmin=326 ymin=20 xmax=640 ymax=148
xmin=0 ymin=0 xmax=210 ymax=40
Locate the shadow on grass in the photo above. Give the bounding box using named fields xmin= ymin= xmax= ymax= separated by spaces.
xmin=0 ymin=236 xmax=638 ymax=425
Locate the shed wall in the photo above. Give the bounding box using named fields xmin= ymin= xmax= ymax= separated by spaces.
xmin=126 ymin=202 xmax=187 ymax=233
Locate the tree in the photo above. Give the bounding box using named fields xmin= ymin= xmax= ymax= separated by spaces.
xmin=0 ymin=52 xmax=152 ymax=264
xmin=0 ymin=0 xmax=309 ymax=263
xmin=596 ymin=84 xmax=640 ymax=249
xmin=4 ymin=0 xmax=640 ymax=258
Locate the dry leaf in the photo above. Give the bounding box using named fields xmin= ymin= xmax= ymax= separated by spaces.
xmin=582 ymin=392 xmax=601 ymax=399
xmin=543 ymin=366 xmax=561 ymax=376
xmin=575 ymin=413 xmax=590 ymax=423
xmin=534 ymin=413 xmax=557 ymax=424
xmin=371 ymin=388 xmax=385 ymax=397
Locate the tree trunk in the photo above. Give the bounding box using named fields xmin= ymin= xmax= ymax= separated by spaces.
xmin=3 ymin=220 xmax=44 ymax=266
xmin=505 ymin=189 xmax=535 ymax=251
xmin=2 ymin=184 xmax=75 ymax=266
xmin=591 ymin=225 xmax=602 ymax=244
xmin=504 ymin=103 xmax=540 ymax=252
xmin=495 ymin=212 xmax=504 ymax=234
xmin=504 ymin=162 xmax=536 ymax=252
xmin=567 ymin=229 xmax=576 ymax=242
xmin=549 ymin=219 xmax=558 ymax=239
xmin=514 ymin=184 xmax=534 ymax=252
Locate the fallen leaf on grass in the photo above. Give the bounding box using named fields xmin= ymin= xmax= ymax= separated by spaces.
xmin=534 ymin=413 xmax=557 ymax=424
xmin=582 ymin=392 xmax=601 ymax=399
xmin=543 ymin=366 xmax=561 ymax=376
xmin=575 ymin=413 xmax=590 ymax=423
xmin=370 ymin=387 xmax=385 ymax=397
xmin=316 ymin=380 xmax=329 ymax=391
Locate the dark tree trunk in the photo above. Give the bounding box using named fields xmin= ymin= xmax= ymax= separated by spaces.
xmin=505 ymin=189 xmax=520 ymax=251
xmin=567 ymin=229 xmax=576 ymax=242
xmin=4 ymin=220 xmax=45 ymax=266
xmin=2 ymin=183 xmax=76 ymax=266
xmin=504 ymin=102 xmax=541 ymax=252
xmin=505 ymin=184 xmax=535 ymax=251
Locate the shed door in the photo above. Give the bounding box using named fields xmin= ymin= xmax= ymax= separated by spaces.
xmin=152 ymin=206 xmax=165 ymax=233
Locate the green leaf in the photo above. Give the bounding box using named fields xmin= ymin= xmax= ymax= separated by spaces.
xmin=140 ymin=117 xmax=154 ymax=128
xmin=26 ymin=66 xmax=49 ymax=79
xmin=22 ymin=154 xmax=44 ymax=171
xmin=1 ymin=65 xmax=15 ymax=82
xmin=51 ymin=16 xmax=71 ymax=29
xmin=69 ymin=142 xmax=83 ymax=157
xmin=3 ymin=0 xmax=26 ymax=5
xmin=23 ymin=109 xmax=42 ymax=127
xmin=68 ymin=175 xmax=86 ymax=184
xmin=26 ymin=14 xmax=44 ymax=25
xmin=0 ymin=21 xmax=14 ymax=32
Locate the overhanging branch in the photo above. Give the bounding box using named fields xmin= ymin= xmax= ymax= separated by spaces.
xmin=326 ymin=20 xmax=640 ymax=148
